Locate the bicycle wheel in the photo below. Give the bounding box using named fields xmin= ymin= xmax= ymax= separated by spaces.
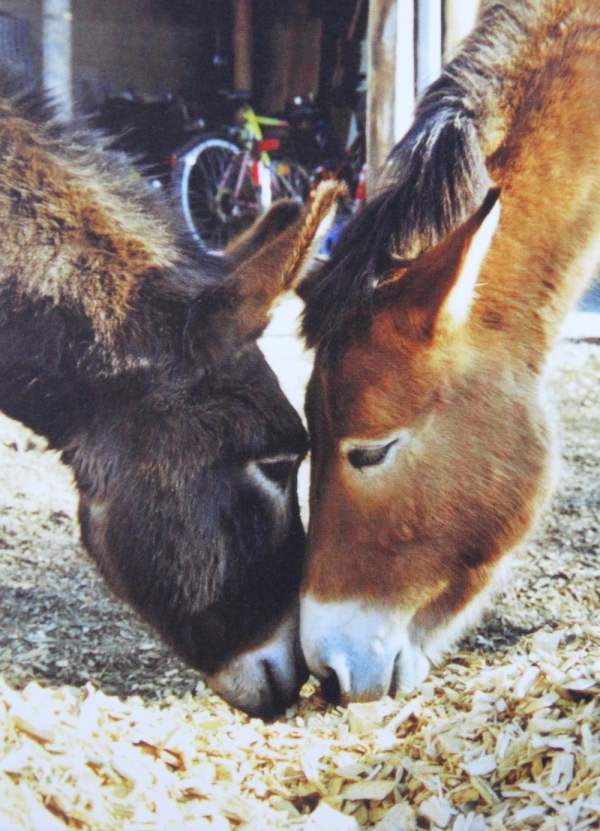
xmin=173 ymin=135 xmax=259 ymax=254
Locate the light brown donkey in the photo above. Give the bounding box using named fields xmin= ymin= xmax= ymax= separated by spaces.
xmin=283 ymin=0 xmax=600 ymax=703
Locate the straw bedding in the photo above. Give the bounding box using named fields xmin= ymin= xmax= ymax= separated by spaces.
xmin=0 ymin=340 xmax=598 ymax=831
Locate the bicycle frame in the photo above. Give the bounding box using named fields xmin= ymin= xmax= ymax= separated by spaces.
xmin=237 ymin=105 xmax=288 ymax=166
xmin=174 ymin=101 xmax=308 ymax=252
xmin=231 ymin=106 xmax=289 ymax=212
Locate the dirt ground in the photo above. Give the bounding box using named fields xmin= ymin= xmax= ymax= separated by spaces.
xmin=0 ymin=334 xmax=598 ymax=830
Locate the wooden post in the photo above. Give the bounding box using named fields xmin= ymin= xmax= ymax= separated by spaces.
xmin=42 ymin=0 xmax=72 ymax=119
xmin=367 ymin=0 xmax=416 ymax=192
xmin=289 ymin=12 xmax=322 ymax=100
xmin=393 ymin=0 xmax=416 ymax=146
xmin=262 ymin=21 xmax=294 ymax=112
xmin=233 ymin=0 xmax=252 ymax=93
xmin=367 ymin=0 xmax=395 ymax=191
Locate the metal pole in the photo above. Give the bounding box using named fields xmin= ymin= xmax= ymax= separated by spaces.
xmin=42 ymin=0 xmax=72 ymax=119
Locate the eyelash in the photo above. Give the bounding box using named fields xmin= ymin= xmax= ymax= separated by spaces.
xmin=347 ymin=439 xmax=398 ymax=470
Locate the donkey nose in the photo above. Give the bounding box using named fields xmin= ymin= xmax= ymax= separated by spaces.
xmin=208 ymin=645 xmax=308 ymax=720
xmin=300 ymin=596 xmax=432 ymax=704
xmin=313 ymin=646 xmax=396 ymax=705
xmin=310 ymin=642 xmax=431 ymax=704
xmin=207 ymin=610 xmax=308 ymax=719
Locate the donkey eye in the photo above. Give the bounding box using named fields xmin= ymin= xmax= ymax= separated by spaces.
xmin=347 ymin=440 xmax=398 ymax=470
xmin=256 ymin=458 xmax=297 ymax=489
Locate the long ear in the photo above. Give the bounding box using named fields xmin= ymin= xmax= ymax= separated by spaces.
xmin=221 ymin=181 xmax=347 ymax=342
xmin=378 ymin=188 xmax=501 ymax=338
xmin=224 ymin=199 xmax=304 ymax=263
xmin=280 ymin=180 xmax=347 ymax=288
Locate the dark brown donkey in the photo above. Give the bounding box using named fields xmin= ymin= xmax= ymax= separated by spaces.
xmin=282 ymin=0 xmax=600 ymax=703
xmin=0 ymin=67 xmax=338 ymax=717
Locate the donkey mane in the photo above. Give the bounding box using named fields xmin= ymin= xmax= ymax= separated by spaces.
xmin=301 ymin=0 xmax=563 ymax=350
xmin=0 ymin=65 xmax=226 ymax=346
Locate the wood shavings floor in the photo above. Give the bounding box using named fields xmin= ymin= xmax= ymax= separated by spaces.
xmin=0 ymin=340 xmax=598 ymax=831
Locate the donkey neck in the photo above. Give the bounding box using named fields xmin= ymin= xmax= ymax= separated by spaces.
xmin=470 ymin=2 xmax=600 ymax=359
xmin=441 ymin=1 xmax=597 ymax=157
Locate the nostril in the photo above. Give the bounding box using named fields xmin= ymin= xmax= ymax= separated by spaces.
xmin=318 ymin=651 xmax=352 ymax=704
xmin=320 ymin=666 xmax=342 ymax=704
xmin=313 ymin=649 xmax=399 ymax=704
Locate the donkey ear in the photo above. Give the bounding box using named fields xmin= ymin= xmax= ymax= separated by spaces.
xmin=224 ymin=198 xmax=304 ymax=263
xmin=379 ymin=188 xmax=500 ymax=337
xmin=222 ymin=181 xmax=347 ymax=342
xmin=281 ymin=180 xmax=348 ymax=290
xmin=437 ymin=188 xmax=501 ymax=331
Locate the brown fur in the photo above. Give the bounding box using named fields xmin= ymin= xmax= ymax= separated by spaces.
xmin=0 ymin=103 xmax=178 ymax=343
xmin=212 ymin=182 xmax=347 ymax=346
xmin=0 ymin=68 xmax=339 ymax=717
xmin=293 ymin=0 xmax=600 ymax=661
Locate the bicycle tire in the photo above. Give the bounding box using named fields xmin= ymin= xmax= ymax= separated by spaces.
xmin=172 ymin=134 xmax=259 ymax=254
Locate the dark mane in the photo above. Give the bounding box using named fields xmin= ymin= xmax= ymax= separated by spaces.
xmin=301 ymin=1 xmax=537 ymax=350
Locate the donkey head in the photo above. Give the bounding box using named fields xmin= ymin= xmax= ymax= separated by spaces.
xmin=0 ymin=62 xmax=343 ymax=716
xmin=61 ymin=186 xmax=342 ymax=718
xmin=282 ymin=184 xmax=556 ymax=704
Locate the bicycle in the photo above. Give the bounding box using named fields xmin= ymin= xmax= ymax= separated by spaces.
xmin=171 ymin=92 xmax=310 ymax=254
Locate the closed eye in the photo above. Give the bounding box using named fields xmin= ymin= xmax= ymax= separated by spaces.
xmin=247 ymin=454 xmax=299 ymax=495
xmin=347 ymin=439 xmax=398 ymax=470
xmin=257 ymin=457 xmax=297 ymax=489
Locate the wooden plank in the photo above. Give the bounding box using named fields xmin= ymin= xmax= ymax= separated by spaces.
xmin=367 ymin=0 xmax=416 ymax=192
xmin=394 ymin=0 xmax=416 ymax=146
xmin=262 ymin=21 xmax=294 ymax=112
xmin=289 ymin=13 xmax=322 ymax=100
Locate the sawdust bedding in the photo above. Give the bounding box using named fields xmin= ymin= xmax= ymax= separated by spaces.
xmin=0 ymin=340 xmax=598 ymax=831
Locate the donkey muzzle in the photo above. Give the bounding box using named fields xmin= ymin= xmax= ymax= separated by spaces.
xmin=207 ymin=606 xmax=307 ymax=719
xmin=300 ymin=594 xmax=430 ymax=704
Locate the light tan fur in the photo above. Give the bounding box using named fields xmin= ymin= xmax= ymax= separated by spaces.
xmin=278 ymin=0 xmax=600 ymax=699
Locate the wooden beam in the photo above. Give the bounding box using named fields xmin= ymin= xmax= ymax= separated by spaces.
xmin=233 ymin=0 xmax=252 ymax=93
xmin=367 ymin=0 xmax=397 ymax=192
xmin=289 ymin=12 xmax=322 ymax=100
xmin=367 ymin=0 xmax=416 ymax=192
xmin=394 ymin=0 xmax=416 ymax=144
